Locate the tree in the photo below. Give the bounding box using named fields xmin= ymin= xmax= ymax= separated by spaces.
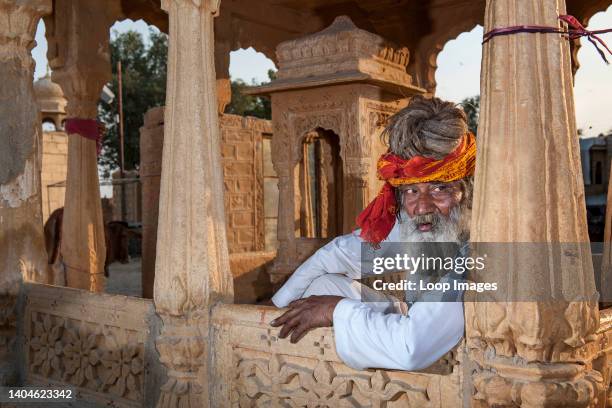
xmin=460 ymin=95 xmax=480 ymax=135
xmin=98 ymin=28 xmax=168 ymax=178
xmin=225 ymin=69 xmax=276 ymax=119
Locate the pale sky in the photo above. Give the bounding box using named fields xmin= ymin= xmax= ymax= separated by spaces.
xmin=32 ymin=5 xmax=612 ymax=137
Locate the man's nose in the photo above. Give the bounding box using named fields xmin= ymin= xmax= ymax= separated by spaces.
xmin=414 ymin=193 xmax=436 ymax=215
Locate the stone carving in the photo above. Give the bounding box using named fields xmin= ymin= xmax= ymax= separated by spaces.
xmin=256 ymin=18 xmax=424 ymax=279
xmin=153 ymin=0 xmax=233 ymax=407
xmin=29 ymin=314 xmax=64 ymax=379
xmin=0 ymin=0 xmax=50 ymax=186
xmin=23 ymin=283 xmax=155 ymax=407
xmin=213 ymin=304 xmax=462 ymax=407
xmin=262 ymin=86 xmax=411 ymax=281
xmin=0 ymin=295 xmax=18 ymax=383
xmin=466 ymin=0 xmax=603 ymax=405
xmin=100 ymin=330 xmax=145 ymax=400
xmin=275 ymin=16 xmax=414 ymax=88
xmin=155 ymin=317 xmax=206 ymax=407
xmin=292 ymin=110 xmax=345 ymax=164
xmin=0 ymin=0 xmax=51 ymax=384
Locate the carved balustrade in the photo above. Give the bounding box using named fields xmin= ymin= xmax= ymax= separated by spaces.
xmin=21 ymin=283 xmax=163 ymax=407
xmin=211 ymin=304 xmax=464 ymax=407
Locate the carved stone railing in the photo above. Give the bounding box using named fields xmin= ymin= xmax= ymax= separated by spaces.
xmin=212 ymin=304 xmax=463 ymax=407
xmin=20 ymin=283 xmax=164 ymax=407
xmin=16 ymin=285 xmax=612 ymax=407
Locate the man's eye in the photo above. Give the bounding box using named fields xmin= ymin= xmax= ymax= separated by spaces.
xmin=404 ymin=189 xmax=417 ymax=194
xmin=433 ymin=185 xmax=447 ymax=192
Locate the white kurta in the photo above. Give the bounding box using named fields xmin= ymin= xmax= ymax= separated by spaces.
xmin=271 ymin=221 xmax=465 ymax=371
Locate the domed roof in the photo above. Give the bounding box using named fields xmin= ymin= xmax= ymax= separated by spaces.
xmin=34 ymin=76 xmax=67 ymax=115
xmin=34 ymin=76 xmax=64 ymax=99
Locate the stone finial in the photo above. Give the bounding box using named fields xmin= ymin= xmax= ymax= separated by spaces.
xmin=246 ymin=15 xmax=422 ymax=97
xmin=274 ymin=15 xmax=411 ymax=85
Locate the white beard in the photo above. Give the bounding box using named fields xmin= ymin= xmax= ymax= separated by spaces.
xmin=398 ymin=206 xmax=466 ymax=243
xmin=396 ymin=206 xmax=469 ymax=303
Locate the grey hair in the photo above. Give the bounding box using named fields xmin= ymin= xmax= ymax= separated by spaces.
xmin=381 ymin=95 xmax=468 ymax=160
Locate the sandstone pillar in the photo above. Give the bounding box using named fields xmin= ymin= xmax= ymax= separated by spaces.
xmin=269 ymin=163 xmax=295 ymax=286
xmin=0 ymin=0 xmax=51 ymax=384
xmin=467 ymin=0 xmax=601 ymax=406
xmin=153 ymin=0 xmax=233 ymax=406
xmin=140 ymin=107 xmax=165 ymax=299
xmin=48 ymin=0 xmax=120 ymax=291
xmin=343 ymin=158 xmax=370 ymax=234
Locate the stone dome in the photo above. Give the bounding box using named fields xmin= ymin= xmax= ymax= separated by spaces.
xmin=34 ymin=76 xmax=64 ymax=99
xmin=34 ymin=76 xmax=67 ymax=115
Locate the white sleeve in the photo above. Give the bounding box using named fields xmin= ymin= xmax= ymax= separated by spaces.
xmin=332 ymin=299 xmax=464 ymax=371
xmin=271 ymin=231 xmax=362 ymax=307
xmin=271 ymin=222 xmax=403 ymax=308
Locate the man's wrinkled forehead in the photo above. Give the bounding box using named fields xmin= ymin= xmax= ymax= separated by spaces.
xmin=397 ymin=180 xmax=462 ymax=191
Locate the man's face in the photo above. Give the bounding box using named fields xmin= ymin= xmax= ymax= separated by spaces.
xmin=400 ymin=181 xmax=463 ymax=232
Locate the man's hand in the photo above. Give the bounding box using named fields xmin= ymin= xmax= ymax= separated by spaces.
xmin=270 ymin=295 xmax=343 ymax=344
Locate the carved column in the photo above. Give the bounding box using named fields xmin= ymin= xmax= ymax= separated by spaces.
xmin=343 ymin=157 xmax=370 ymax=234
xmin=153 ymin=0 xmax=233 ymax=406
xmin=267 ymin=103 xmax=296 ymax=285
xmin=467 ymin=0 xmax=601 ymax=406
xmin=47 ymin=0 xmax=120 ymax=291
xmin=0 ymin=0 xmax=51 ymax=384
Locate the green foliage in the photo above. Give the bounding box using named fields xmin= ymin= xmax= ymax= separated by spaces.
xmin=460 ymin=95 xmax=480 ymax=135
xmin=224 ymin=69 xmax=276 ymax=119
xmin=98 ymin=28 xmax=168 ymax=178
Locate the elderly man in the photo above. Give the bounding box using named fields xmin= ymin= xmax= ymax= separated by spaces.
xmin=270 ymin=95 xmax=475 ymax=371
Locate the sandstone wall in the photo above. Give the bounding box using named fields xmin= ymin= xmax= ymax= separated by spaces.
xmin=220 ymin=113 xmax=272 ymax=253
xmin=40 ymin=131 xmax=68 ymax=222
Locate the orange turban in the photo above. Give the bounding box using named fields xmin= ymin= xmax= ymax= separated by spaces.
xmin=356 ymin=132 xmax=476 ymax=245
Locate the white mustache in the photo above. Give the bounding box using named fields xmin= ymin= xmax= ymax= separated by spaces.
xmin=400 ymin=207 xmax=464 ymax=243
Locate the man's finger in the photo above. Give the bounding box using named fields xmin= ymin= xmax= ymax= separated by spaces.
xmin=278 ymin=314 xmax=303 ymax=339
xmin=290 ymin=322 xmax=312 ymax=344
xmin=270 ymin=307 xmax=301 ymax=326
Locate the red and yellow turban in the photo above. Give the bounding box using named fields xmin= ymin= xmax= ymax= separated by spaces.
xmin=356 ymin=132 xmax=476 ymax=245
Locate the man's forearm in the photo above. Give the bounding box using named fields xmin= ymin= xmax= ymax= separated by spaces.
xmin=333 ymin=300 xmax=464 ymax=371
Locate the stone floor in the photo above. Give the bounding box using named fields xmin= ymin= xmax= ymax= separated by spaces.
xmin=104 ymin=257 xmax=142 ymax=297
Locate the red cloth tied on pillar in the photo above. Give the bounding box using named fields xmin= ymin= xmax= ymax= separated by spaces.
xmin=482 ymin=14 xmax=612 ymax=64
xmin=64 ymin=118 xmax=103 ymax=155
xmin=356 ymin=132 xmax=476 ymax=246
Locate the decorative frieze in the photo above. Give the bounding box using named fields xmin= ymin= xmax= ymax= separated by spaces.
xmin=213 ymin=304 xmax=463 ymax=407
xmin=23 ymin=283 xmax=159 ymax=407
